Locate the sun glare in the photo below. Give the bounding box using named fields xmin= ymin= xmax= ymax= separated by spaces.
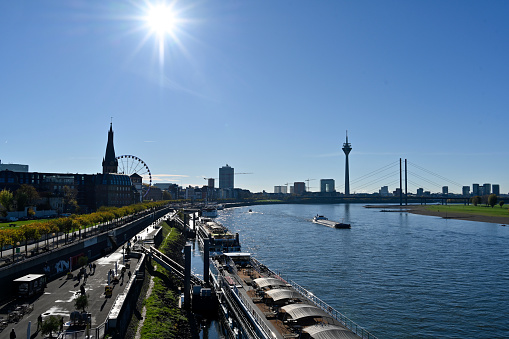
xmin=146 ymin=4 xmax=177 ymax=36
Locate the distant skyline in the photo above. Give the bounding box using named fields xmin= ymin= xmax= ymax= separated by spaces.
xmin=1 ymin=1 xmax=508 ymax=194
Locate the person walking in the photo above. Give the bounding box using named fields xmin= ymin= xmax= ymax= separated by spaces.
xmin=83 ymin=271 xmax=88 ymax=283
xmin=60 ymin=316 xmax=64 ymax=333
xmin=10 ymin=328 xmax=16 ymax=339
xmin=37 ymin=314 xmax=43 ymax=331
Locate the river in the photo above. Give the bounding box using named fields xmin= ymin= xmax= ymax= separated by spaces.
xmin=208 ymin=203 xmax=509 ymax=339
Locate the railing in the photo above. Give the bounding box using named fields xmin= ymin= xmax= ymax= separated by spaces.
xmin=58 ymin=322 xmax=106 ymax=338
xmin=288 ymin=280 xmax=378 ymax=339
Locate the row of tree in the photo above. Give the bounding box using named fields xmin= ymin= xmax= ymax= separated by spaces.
xmin=471 ymin=194 xmax=504 ymax=208
xmin=0 ymin=200 xmax=169 ymax=258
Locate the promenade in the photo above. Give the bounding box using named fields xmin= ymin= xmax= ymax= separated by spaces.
xmin=0 ymin=221 xmax=162 ymax=339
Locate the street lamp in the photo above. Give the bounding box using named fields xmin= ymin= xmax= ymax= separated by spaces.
xmin=79 ymin=226 xmax=82 ymax=240
xmin=52 ymin=233 xmax=56 ymax=249
xmin=122 ymin=245 xmax=125 ymax=264
xmin=16 ymin=242 xmax=20 ymax=262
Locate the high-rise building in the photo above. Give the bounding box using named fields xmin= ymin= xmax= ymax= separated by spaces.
xmin=462 ymin=186 xmax=470 ymax=196
xmin=320 ymin=179 xmax=335 ymax=193
xmin=342 ymin=131 xmax=352 ymax=195
xmin=207 ymin=178 xmax=215 ymax=188
xmin=274 ymin=186 xmax=283 ymax=194
xmin=102 ymin=123 xmax=118 ymax=174
xmin=379 ymin=186 xmax=389 ymax=196
xmin=219 ymin=164 xmax=234 ymax=189
xmin=417 ymin=188 xmax=424 ymax=196
xmin=483 ymin=183 xmax=491 ymax=195
xmin=442 ymin=186 xmax=448 ymax=195
xmin=492 ymin=184 xmax=500 ymax=196
xmin=294 ymin=182 xmax=306 ymax=195
xmin=472 ymin=183 xmax=480 ymax=196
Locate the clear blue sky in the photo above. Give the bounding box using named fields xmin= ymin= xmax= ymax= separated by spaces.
xmin=1 ymin=1 xmax=508 ymax=194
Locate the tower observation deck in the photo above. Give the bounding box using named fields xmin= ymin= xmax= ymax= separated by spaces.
xmin=342 ymin=131 xmax=352 ymax=195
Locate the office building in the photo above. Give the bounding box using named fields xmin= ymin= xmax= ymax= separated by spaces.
xmin=320 ymin=179 xmax=335 ymax=193
xmin=219 ymin=164 xmax=234 ymax=189
xmin=442 ymin=186 xmax=448 ymax=195
xmin=294 ymin=182 xmax=306 ymax=195
xmin=462 ymin=186 xmax=470 ymax=196
xmin=492 ymin=184 xmax=500 ymax=196
xmin=0 ymin=161 xmax=28 ymax=172
xmin=483 ymin=183 xmax=491 ymax=195
xmin=417 ymin=188 xmax=424 ymax=196
xmin=472 ymin=183 xmax=480 ymax=196
xmin=379 ymin=186 xmax=390 ymax=196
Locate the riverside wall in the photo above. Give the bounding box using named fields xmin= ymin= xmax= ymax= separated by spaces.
xmin=0 ymin=207 xmax=171 ymax=300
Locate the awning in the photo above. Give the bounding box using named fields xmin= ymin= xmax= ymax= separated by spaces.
xmin=303 ymin=324 xmax=358 ymax=339
xmin=265 ymin=289 xmax=302 ymax=302
xmin=253 ymin=277 xmax=286 ymax=289
xmin=281 ymin=304 xmax=329 ymax=320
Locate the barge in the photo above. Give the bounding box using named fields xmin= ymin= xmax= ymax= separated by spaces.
xmin=209 ymin=252 xmax=375 ymax=339
xmin=312 ymin=215 xmax=351 ymax=229
xmin=196 ymin=218 xmax=241 ymax=252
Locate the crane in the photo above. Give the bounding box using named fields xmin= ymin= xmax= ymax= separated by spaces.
xmin=305 ymin=179 xmax=316 ymax=192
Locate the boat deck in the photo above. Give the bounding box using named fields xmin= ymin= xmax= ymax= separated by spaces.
xmin=215 ymin=255 xmax=361 ymax=339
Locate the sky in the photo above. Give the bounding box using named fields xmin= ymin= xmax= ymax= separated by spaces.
xmin=1 ymin=0 xmax=508 ymax=194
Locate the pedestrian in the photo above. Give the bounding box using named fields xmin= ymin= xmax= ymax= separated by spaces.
xmin=93 ymin=263 xmax=96 ymax=274
xmin=83 ymin=271 xmax=88 ymax=283
xmin=80 ymin=284 xmax=86 ymax=296
xmin=89 ymin=263 xmax=92 ymax=272
xmin=10 ymin=328 xmax=16 ymax=339
xmin=60 ymin=316 xmax=64 ymax=332
xmin=37 ymin=314 xmax=43 ymax=331
xmin=128 ymin=271 xmax=132 ymax=280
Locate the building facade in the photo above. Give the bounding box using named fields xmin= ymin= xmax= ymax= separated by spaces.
xmin=219 ymin=164 xmax=234 ymax=189
xmin=320 ymin=179 xmax=335 ymax=193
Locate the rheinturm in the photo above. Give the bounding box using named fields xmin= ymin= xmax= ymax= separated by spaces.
xmin=102 ymin=123 xmax=118 ymax=174
xmin=342 ymin=131 xmax=352 ymax=195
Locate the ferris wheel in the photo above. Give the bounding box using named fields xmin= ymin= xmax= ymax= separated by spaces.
xmin=116 ymin=155 xmax=152 ymax=197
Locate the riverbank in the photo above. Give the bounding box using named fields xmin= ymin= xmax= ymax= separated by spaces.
xmin=366 ymin=204 xmax=509 ymax=225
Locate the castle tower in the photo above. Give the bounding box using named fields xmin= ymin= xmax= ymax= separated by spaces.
xmin=342 ymin=131 xmax=352 ymax=195
xmin=102 ymin=123 xmax=118 ymax=174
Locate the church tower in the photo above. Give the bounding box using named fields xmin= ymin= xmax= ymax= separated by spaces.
xmin=102 ymin=123 xmax=118 ymax=174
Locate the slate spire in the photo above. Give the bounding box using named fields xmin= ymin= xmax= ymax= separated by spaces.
xmin=102 ymin=123 xmax=118 ymax=174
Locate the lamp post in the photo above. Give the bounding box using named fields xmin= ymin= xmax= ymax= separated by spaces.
xmin=16 ymin=242 xmax=20 ymax=262
xmin=79 ymin=226 xmax=82 ymax=240
xmin=122 ymin=245 xmax=125 ymax=265
xmin=52 ymin=233 xmax=56 ymax=249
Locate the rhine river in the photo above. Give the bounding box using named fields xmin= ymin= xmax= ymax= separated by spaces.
xmin=210 ymin=203 xmax=509 ymax=339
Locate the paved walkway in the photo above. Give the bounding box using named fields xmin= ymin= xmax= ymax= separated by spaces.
xmin=0 ymin=219 xmax=165 ymax=339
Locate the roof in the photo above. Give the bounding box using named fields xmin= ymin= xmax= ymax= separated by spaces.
xmin=265 ymin=288 xmax=302 ymax=302
xmin=253 ymin=277 xmax=287 ymax=289
xmin=281 ymin=304 xmax=329 ymax=320
xmin=13 ymin=274 xmax=46 ymax=282
xmin=303 ymin=324 xmax=359 ymax=339
xmin=224 ymin=252 xmax=251 ymax=258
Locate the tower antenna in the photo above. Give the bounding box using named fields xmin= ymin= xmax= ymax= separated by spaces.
xmin=342 ymin=130 xmax=352 ymax=195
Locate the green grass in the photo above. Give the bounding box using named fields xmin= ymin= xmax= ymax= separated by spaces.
xmin=140 ymin=221 xmax=188 ymax=339
xmin=425 ymin=204 xmax=509 ymax=218
xmin=0 ymin=219 xmax=50 ymax=229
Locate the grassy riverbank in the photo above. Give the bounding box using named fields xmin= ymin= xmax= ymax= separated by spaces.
xmin=407 ymin=204 xmax=509 ymax=224
xmin=139 ymin=221 xmax=190 ymax=339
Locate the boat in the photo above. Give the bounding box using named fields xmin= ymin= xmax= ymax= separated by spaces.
xmin=196 ymin=218 xmax=241 ymax=252
xmin=248 ymin=209 xmax=252 ymax=213
xmin=312 ymin=215 xmax=351 ymax=229
xmin=209 ymin=251 xmax=370 ymax=338
xmin=202 ymin=206 xmax=218 ymax=218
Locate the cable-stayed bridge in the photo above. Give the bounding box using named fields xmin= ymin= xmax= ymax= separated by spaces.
xmin=335 ymin=159 xmax=467 ymax=196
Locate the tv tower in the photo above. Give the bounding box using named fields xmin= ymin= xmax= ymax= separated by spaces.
xmin=342 ymin=131 xmax=352 ymax=195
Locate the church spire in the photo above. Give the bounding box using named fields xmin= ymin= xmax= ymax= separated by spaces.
xmin=102 ymin=123 xmax=118 ymax=174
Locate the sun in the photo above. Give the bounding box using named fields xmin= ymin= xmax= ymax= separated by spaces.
xmin=145 ymin=4 xmax=177 ymax=36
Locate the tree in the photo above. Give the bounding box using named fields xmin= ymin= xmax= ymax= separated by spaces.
xmin=14 ymin=184 xmax=39 ymax=211
xmin=0 ymin=189 xmax=14 ymax=217
xmin=41 ymin=315 xmax=60 ymax=338
xmin=471 ymin=196 xmax=481 ymax=206
xmin=62 ymin=185 xmax=79 ymax=213
xmin=74 ymin=294 xmax=89 ymax=312
xmin=488 ymin=194 xmax=498 ymax=208
xmin=500 ymin=201 xmax=505 ymax=208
